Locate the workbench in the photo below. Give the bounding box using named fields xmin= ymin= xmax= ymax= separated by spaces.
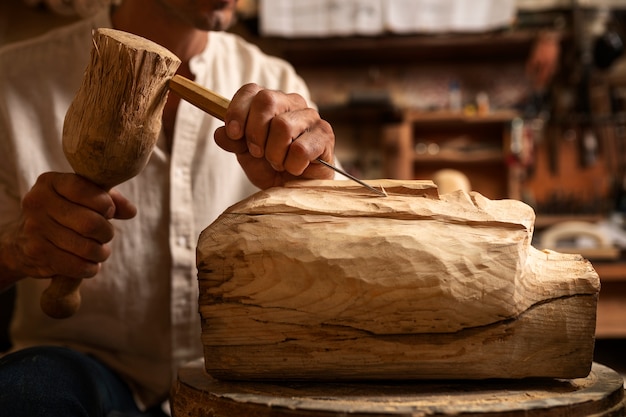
xmin=170 ymin=361 xmax=626 ymax=416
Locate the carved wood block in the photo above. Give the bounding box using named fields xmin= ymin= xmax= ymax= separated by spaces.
xmin=197 ymin=180 xmax=600 ymax=381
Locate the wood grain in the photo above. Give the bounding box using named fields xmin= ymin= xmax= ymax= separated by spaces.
xmin=197 ymin=180 xmax=600 ymax=380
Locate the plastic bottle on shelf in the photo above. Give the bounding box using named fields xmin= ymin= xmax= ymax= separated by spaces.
xmin=448 ymin=80 xmax=462 ymax=112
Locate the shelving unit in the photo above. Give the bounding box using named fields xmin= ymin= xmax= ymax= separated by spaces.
xmin=382 ymin=110 xmax=520 ymax=200
xmin=249 ymin=29 xmax=551 ymax=66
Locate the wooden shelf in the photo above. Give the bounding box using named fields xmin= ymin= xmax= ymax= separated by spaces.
xmin=413 ymin=150 xmax=503 ymax=164
xmin=403 ymin=110 xmax=520 ymax=123
xmin=383 ymin=109 xmax=518 ymax=200
xmin=260 ymin=30 xmax=550 ymax=66
xmin=232 ymin=19 xmax=571 ymax=67
xmin=318 ymin=104 xmax=402 ymax=124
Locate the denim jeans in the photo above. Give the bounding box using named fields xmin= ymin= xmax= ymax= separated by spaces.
xmin=0 ymin=346 xmax=169 ymax=417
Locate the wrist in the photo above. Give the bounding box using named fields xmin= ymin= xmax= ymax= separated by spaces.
xmin=0 ymin=222 xmax=27 ymax=292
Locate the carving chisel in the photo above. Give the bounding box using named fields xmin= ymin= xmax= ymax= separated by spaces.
xmin=168 ymin=75 xmax=387 ymax=197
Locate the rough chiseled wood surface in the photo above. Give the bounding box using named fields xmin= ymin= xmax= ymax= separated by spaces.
xmin=62 ymin=28 xmax=180 ymax=189
xmin=197 ymin=180 xmax=600 ymax=381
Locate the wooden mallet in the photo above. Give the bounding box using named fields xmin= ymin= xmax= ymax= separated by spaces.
xmin=40 ymin=28 xmax=182 ymax=318
xmin=40 ymin=28 xmax=243 ymax=318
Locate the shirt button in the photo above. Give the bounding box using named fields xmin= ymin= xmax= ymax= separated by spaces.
xmin=177 ymin=236 xmax=189 ymax=248
xmin=174 ymin=167 xmax=187 ymax=180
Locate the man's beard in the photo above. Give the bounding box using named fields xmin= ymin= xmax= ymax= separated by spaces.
xmin=198 ymin=8 xmax=237 ymax=31
xmin=155 ymin=0 xmax=237 ymax=32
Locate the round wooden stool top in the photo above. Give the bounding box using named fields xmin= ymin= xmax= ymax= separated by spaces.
xmin=171 ymin=361 xmax=625 ymax=416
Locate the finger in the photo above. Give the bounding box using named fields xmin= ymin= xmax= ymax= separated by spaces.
xmin=214 ymin=126 xmax=250 ymax=155
xmin=19 ymin=221 xmax=106 ymax=279
xmin=227 ymin=85 xmax=309 ymax=159
xmin=246 ymin=91 xmax=309 ymax=159
xmin=265 ymin=108 xmax=321 ymax=172
xmin=51 ymin=256 xmax=101 ymax=279
xmin=48 ymin=207 xmax=114 ymax=252
xmin=284 ymin=118 xmax=335 ymax=177
xmin=49 ymin=173 xmax=117 ymax=218
xmin=225 ymin=83 xmax=263 ymax=141
xmin=26 ymin=174 xmax=116 ymax=244
xmin=31 ymin=249 xmax=101 ymax=279
xmin=48 ymin=225 xmax=112 ymax=265
xmin=47 ymin=194 xmax=116 ymax=244
xmin=301 ymin=158 xmax=336 ymax=180
xmin=109 ymin=189 xmax=137 ymax=220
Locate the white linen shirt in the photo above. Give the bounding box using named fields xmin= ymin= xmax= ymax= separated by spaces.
xmin=0 ymin=10 xmax=312 ymax=408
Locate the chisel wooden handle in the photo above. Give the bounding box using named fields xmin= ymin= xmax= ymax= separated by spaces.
xmin=169 ymin=74 xmax=230 ymax=121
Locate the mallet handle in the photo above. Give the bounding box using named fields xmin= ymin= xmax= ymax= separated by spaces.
xmin=40 ymin=277 xmax=83 ymax=319
xmin=169 ymin=75 xmax=229 ymax=121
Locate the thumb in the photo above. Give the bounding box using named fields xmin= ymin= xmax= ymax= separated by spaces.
xmin=214 ymin=126 xmax=249 ymax=155
xmin=109 ymin=189 xmax=137 ymax=220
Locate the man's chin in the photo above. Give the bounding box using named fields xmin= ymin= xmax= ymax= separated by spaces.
xmin=196 ymin=10 xmax=236 ymax=31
